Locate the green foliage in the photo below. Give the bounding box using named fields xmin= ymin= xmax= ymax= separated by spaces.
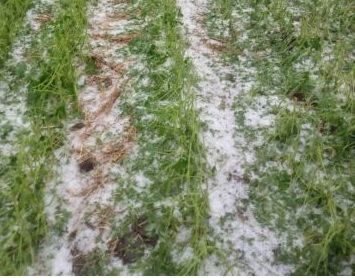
xmin=209 ymin=0 xmax=355 ymax=275
xmin=0 ymin=0 xmax=89 ymax=274
xmin=113 ymin=0 xmax=212 ymax=274
xmin=0 ymin=0 xmax=33 ymax=67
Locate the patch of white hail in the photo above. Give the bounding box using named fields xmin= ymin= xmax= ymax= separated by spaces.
xmin=34 ymin=0 xmax=137 ymax=275
xmin=176 ymin=0 xmax=293 ymax=275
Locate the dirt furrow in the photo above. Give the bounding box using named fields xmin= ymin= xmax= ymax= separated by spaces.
xmin=34 ymin=0 xmax=136 ymax=274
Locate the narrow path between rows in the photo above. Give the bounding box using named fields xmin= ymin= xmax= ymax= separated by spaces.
xmin=35 ymin=0 xmax=135 ymax=274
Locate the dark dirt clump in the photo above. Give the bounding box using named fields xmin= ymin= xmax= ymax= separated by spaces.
xmin=110 ymin=215 xmax=159 ymax=264
xmin=288 ymin=91 xmax=306 ymax=102
xmin=79 ymin=157 xmax=96 ymax=173
xmin=70 ymin=122 xmax=85 ymax=131
xmin=71 ymin=247 xmax=87 ymax=276
xmin=71 ymin=247 xmax=108 ymax=276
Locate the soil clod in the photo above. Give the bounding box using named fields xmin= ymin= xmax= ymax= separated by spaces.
xmin=288 ymin=91 xmax=305 ymax=102
xmin=71 ymin=248 xmax=107 ymax=276
xmin=71 ymin=247 xmax=87 ymax=276
xmin=109 ymin=215 xmax=159 ymax=264
xmin=79 ymin=157 xmax=96 ymax=173
xmin=69 ymin=230 xmax=77 ymax=242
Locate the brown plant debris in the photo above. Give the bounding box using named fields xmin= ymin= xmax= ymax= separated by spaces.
xmin=107 ymin=12 xmax=130 ymax=20
xmin=202 ymin=37 xmax=242 ymax=55
xmin=102 ymin=76 xmax=113 ymax=88
xmin=99 ymin=142 xmax=133 ymax=164
xmin=89 ymin=75 xmax=114 ymax=88
xmin=88 ymin=54 xmax=126 ymax=75
xmin=123 ymin=125 xmax=138 ymax=142
xmin=96 ymin=206 xmax=114 ymax=233
xmin=108 ymin=34 xmax=134 ymax=44
xmin=76 ymin=171 xmax=110 ymax=197
xmin=90 ymin=54 xmax=106 ymax=69
xmin=227 ymin=171 xmax=250 ymax=183
xmin=91 ymin=88 xmax=120 ymax=119
xmin=201 ymin=38 xmax=226 ymax=52
xmin=109 ymin=215 xmax=159 ymax=264
xmin=72 ymin=248 xmax=87 ymax=276
xmin=71 ymin=248 xmax=106 ymax=276
xmin=34 ymin=14 xmax=52 ymax=23
xmin=91 ymin=33 xmax=139 ymax=45
xmin=70 ymin=122 xmax=86 ymax=131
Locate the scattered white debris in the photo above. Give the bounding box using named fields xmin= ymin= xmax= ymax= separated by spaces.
xmin=135 ymin=171 xmax=153 ymax=191
xmin=34 ymin=0 xmax=137 ymax=274
xmin=172 ymin=246 xmax=195 ymax=265
xmin=0 ymin=0 xmax=56 ymax=156
xmin=176 ymin=0 xmax=293 ymax=274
